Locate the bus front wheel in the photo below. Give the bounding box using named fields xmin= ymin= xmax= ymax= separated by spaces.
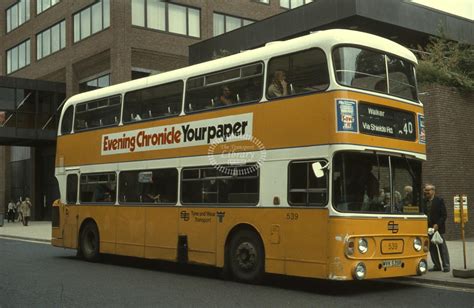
xmin=229 ymin=229 xmax=264 ymax=283
xmin=80 ymin=222 xmax=100 ymax=262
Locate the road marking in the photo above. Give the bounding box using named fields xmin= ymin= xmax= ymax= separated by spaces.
xmin=396 ymin=279 xmax=474 ymax=293
xmin=0 ymin=236 xmax=50 ymax=245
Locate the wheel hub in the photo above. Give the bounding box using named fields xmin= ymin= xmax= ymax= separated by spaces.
xmin=236 ymin=242 xmax=256 ymax=270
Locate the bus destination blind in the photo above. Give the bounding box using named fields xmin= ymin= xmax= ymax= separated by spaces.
xmin=358 ymin=102 xmax=416 ymax=141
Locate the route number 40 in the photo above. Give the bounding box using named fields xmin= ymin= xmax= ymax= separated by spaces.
xmin=403 ymin=122 xmax=414 ymax=135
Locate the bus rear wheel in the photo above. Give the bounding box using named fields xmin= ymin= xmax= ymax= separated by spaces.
xmin=80 ymin=222 xmax=100 ymax=262
xmin=229 ymin=230 xmax=264 ymax=283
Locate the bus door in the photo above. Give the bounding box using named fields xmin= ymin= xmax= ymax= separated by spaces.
xmin=63 ymin=171 xmax=80 ymax=249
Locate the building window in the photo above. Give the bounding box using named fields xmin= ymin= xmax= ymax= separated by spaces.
xmin=6 ymin=40 xmax=31 ymax=74
xmin=79 ymin=74 xmax=110 ymax=93
xmin=37 ymin=0 xmax=60 ymax=14
xmin=213 ymin=13 xmax=253 ymax=36
xmin=36 ymin=20 xmax=66 ymax=60
xmin=119 ymin=168 xmax=178 ymax=204
xmin=288 ymin=160 xmax=328 ymax=206
xmin=73 ymin=0 xmax=110 ymax=43
xmin=6 ymin=0 xmax=30 ymax=33
xmin=280 ymin=0 xmax=312 ymax=9
xmin=132 ymin=0 xmax=201 ymax=38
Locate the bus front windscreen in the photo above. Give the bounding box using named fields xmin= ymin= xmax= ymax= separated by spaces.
xmin=332 ymin=152 xmax=422 ymax=214
xmin=333 ymin=46 xmax=418 ymax=101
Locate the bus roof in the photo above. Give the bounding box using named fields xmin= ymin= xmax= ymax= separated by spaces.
xmin=64 ymin=29 xmax=417 ymax=107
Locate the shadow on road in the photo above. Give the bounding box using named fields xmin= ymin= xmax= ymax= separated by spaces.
xmin=57 ymin=254 xmax=415 ymax=295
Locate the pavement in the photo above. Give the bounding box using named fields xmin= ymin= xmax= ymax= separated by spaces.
xmin=1 ymin=220 xmax=473 ymax=289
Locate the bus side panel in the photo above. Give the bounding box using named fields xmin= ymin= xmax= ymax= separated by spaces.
xmin=178 ymin=207 xmax=217 ymax=265
xmin=144 ymin=207 xmax=178 ymax=261
xmin=215 ymin=208 xmax=329 ymax=278
xmin=280 ymin=208 xmax=328 ymax=278
xmin=62 ymin=205 xmax=78 ymax=249
xmin=115 ymin=206 xmax=145 ymax=257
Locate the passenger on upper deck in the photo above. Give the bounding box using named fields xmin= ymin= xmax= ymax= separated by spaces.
xmin=216 ymin=86 xmax=235 ymax=106
xmin=267 ymin=70 xmax=289 ymax=98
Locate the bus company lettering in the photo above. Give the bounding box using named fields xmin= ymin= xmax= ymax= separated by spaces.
xmin=101 ymin=113 xmax=253 ymax=155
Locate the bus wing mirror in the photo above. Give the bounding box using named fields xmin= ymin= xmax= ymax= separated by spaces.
xmin=312 ymin=161 xmax=329 ymax=178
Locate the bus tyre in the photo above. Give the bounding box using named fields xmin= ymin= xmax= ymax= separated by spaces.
xmin=229 ymin=230 xmax=264 ymax=283
xmin=80 ymin=222 xmax=100 ymax=262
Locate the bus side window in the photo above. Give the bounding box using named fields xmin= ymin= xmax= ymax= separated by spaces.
xmin=61 ymin=106 xmax=74 ymax=135
xmin=181 ymin=165 xmax=259 ymax=205
xmin=119 ymin=168 xmax=178 ymax=204
xmin=123 ymin=81 xmax=182 ymax=124
xmin=80 ymin=173 xmax=116 ymax=203
xmin=74 ymin=96 xmax=120 ymax=131
xmin=185 ymin=63 xmax=263 ymax=113
xmin=66 ymin=174 xmax=78 ymax=204
xmin=288 ymin=160 xmax=328 ymax=206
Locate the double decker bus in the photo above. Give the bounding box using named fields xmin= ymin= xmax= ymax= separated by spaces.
xmin=52 ymin=29 xmax=429 ymax=282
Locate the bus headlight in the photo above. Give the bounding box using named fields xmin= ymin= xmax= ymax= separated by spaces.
xmin=358 ymin=238 xmax=368 ymax=254
xmin=417 ymin=259 xmax=427 ymax=275
xmin=353 ymin=262 xmax=367 ymax=280
xmin=413 ymin=237 xmax=422 ymax=251
xmin=345 ymin=239 xmax=355 ymax=256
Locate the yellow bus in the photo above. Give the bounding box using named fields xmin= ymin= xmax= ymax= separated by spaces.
xmin=52 ymin=29 xmax=429 ymax=282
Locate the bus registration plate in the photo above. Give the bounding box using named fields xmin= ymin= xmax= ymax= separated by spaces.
xmin=382 ymin=260 xmax=402 ymax=268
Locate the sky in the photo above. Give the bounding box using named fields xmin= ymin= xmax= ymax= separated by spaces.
xmin=411 ymin=0 xmax=473 ymax=20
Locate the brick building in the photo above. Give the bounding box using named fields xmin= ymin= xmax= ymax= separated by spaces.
xmin=421 ymin=85 xmax=474 ymax=239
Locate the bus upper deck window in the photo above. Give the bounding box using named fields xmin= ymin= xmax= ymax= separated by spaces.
xmin=266 ymin=48 xmax=329 ymax=100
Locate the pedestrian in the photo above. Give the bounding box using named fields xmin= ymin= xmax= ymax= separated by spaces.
xmin=20 ymin=197 xmax=32 ymax=226
xmin=7 ymin=200 xmax=15 ymax=222
xmin=423 ymin=184 xmax=450 ymax=272
xmin=16 ymin=198 xmax=22 ymax=223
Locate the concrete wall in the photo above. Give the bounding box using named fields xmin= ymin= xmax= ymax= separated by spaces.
xmin=421 ymin=84 xmax=474 ymax=240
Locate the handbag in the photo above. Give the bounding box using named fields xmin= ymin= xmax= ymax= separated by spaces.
xmin=431 ymin=231 xmax=444 ymax=244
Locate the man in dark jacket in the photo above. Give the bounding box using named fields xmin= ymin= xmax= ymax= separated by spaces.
xmin=423 ymin=184 xmax=450 ymax=272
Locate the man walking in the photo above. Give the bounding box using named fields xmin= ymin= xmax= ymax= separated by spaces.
xmin=423 ymin=184 xmax=450 ymax=272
